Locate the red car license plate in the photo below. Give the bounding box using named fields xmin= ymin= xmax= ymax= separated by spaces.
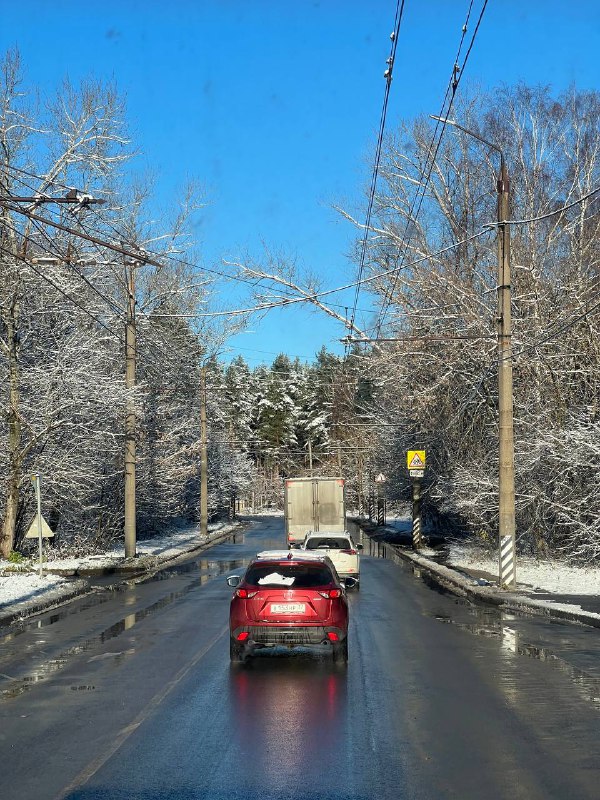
xmin=270 ymin=603 xmax=306 ymax=614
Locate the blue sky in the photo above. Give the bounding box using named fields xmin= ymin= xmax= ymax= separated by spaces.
xmin=2 ymin=1 xmax=600 ymax=365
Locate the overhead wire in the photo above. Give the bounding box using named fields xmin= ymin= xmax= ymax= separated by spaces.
xmin=5 ymin=176 xmax=596 ymax=387
xmin=0 ymin=242 xmax=124 ymax=342
xmin=347 ymin=0 xmax=406 ymax=347
xmin=374 ymin=0 xmax=488 ymax=339
xmin=17 ymin=212 xmax=127 ymax=317
xmin=127 ymin=228 xmax=494 ymax=319
xmin=3 ymin=161 xmax=494 ymax=324
xmin=1 ymin=162 xmax=283 ymax=296
xmin=5 ymin=163 xmax=383 ymax=331
xmin=2 ymin=199 xmax=203 ymax=372
xmin=435 ymin=272 xmax=600 ymax=439
xmin=485 ymin=185 xmax=600 ymax=227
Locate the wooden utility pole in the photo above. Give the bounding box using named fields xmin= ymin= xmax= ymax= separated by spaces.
xmin=124 ymin=261 xmax=137 ymax=558
xmin=497 ymin=160 xmax=516 ymax=587
xmin=200 ymin=364 xmax=208 ymax=537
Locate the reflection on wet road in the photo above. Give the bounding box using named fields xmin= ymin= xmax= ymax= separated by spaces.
xmin=0 ymin=515 xmax=599 ymax=800
xmin=0 ymin=555 xmax=247 ymax=700
xmin=228 ymin=657 xmax=350 ymax=793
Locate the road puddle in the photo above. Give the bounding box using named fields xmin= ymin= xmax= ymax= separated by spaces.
xmin=359 ymin=529 xmax=600 ymax=711
xmin=0 ymin=555 xmax=248 ymax=702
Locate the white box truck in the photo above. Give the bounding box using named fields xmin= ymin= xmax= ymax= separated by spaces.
xmin=284 ymin=477 xmax=346 ymax=546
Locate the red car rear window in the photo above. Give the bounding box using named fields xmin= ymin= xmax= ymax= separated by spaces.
xmin=245 ymin=563 xmax=334 ymax=588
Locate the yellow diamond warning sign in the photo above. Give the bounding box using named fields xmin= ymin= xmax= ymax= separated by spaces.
xmin=406 ymin=450 xmax=426 ymax=470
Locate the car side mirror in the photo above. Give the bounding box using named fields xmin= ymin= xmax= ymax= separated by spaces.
xmin=356 ymin=543 xmax=363 ymax=550
xmin=227 ymin=575 xmax=241 ymax=587
xmin=344 ymin=577 xmax=358 ymax=589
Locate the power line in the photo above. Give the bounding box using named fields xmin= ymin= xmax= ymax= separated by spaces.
xmin=2 ymin=166 xmax=495 ymax=324
xmin=484 ymin=185 xmax=600 ymax=227
xmin=1 ymin=167 xmax=281 ymax=295
xmin=2 ymin=199 xmax=217 ymax=368
xmin=2 ymin=210 xmax=202 ymax=371
xmin=125 ymin=228 xmax=494 ymax=319
xmin=348 ymin=0 xmax=406 ymax=344
xmin=16 ymin=213 xmax=126 ymax=317
xmin=0 ymin=243 xmax=124 ymax=342
xmin=374 ymin=0 xmax=488 ymax=339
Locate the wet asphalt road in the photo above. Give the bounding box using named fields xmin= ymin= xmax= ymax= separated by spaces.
xmin=0 ymin=516 xmax=599 ymax=800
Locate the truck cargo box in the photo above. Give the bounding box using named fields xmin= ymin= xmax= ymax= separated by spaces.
xmin=284 ymin=477 xmax=346 ymax=545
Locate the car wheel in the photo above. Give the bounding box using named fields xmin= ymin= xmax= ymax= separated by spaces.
xmin=332 ymin=639 xmax=348 ymax=664
xmin=354 ymin=581 xmax=360 ymax=591
xmin=230 ymin=638 xmax=246 ymax=664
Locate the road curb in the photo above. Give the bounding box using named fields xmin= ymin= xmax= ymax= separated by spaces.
xmin=0 ymin=523 xmax=242 ymax=629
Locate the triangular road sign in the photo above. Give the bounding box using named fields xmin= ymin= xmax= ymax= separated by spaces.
xmin=24 ymin=515 xmax=55 ymax=539
xmin=407 ymin=450 xmax=426 ymax=469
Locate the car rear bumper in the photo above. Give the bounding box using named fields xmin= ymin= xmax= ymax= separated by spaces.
xmin=232 ymin=625 xmax=346 ymax=646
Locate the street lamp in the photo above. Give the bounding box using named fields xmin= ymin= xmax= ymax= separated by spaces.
xmin=431 ymin=115 xmax=516 ymax=589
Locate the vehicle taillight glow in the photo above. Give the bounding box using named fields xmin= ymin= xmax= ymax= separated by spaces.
xmin=237 ymin=632 xmax=250 ymax=641
xmin=235 ymin=588 xmax=257 ymax=599
xmin=341 ymin=549 xmax=358 ymax=555
xmin=319 ymin=588 xmax=342 ymax=599
xmin=327 ymin=632 xmax=340 ymax=641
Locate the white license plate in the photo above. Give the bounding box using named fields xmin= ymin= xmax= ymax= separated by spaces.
xmin=270 ymin=603 xmax=306 ymax=614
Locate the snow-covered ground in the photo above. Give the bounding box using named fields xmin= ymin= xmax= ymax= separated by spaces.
xmin=448 ymin=544 xmax=600 ymax=596
xmin=384 ymin=514 xmax=600 ymax=596
xmin=0 ymin=522 xmax=237 ymax=610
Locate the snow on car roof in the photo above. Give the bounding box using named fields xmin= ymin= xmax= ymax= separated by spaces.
xmin=255 ymin=550 xmax=327 ymax=561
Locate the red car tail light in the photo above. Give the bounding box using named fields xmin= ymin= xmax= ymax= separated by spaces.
xmin=327 ymin=632 xmax=340 ymax=641
xmin=318 ymin=588 xmax=342 ymax=599
xmin=237 ymin=632 xmax=250 ymax=641
xmin=341 ymin=549 xmax=358 ymax=555
xmin=235 ymin=588 xmax=257 ymax=599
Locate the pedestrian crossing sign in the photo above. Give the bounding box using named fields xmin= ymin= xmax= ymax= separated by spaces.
xmin=407 ymin=450 xmax=426 ymax=470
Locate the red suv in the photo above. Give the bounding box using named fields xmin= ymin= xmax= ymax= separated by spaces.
xmin=227 ymin=550 xmax=354 ymax=664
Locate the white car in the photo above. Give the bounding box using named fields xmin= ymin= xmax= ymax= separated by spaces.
xmin=301 ymin=532 xmax=362 ymax=589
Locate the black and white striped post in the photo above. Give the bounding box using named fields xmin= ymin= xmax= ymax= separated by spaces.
xmin=412 ymin=481 xmax=422 ymax=550
xmin=407 ymin=450 xmax=426 ymax=551
xmin=374 ymin=473 xmax=387 ymax=527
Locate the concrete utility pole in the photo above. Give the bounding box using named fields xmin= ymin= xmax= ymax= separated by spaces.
xmin=307 ymin=439 xmax=313 ymax=476
xmin=124 ymin=260 xmax=137 ymax=559
xmin=431 ymin=116 xmax=516 ymax=588
xmin=200 ymin=364 xmax=208 ymax=538
xmin=496 ymin=160 xmax=516 ymax=588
